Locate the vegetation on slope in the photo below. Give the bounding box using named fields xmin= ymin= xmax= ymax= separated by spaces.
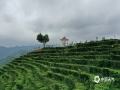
xmin=0 ymin=39 xmax=120 ymax=90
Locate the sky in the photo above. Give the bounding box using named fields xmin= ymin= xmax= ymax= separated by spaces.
xmin=0 ymin=0 xmax=120 ymax=47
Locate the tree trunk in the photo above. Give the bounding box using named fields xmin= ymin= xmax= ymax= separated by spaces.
xmin=43 ymin=43 xmax=45 ymax=48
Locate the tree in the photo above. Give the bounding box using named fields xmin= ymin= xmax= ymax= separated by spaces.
xmin=36 ymin=33 xmax=49 ymax=48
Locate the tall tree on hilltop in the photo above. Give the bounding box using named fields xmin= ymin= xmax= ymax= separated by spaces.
xmin=36 ymin=33 xmax=49 ymax=48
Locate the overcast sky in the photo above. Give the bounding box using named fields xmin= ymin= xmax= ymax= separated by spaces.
xmin=0 ymin=0 xmax=120 ymax=47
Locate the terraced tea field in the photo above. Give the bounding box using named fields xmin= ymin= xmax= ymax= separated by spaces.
xmin=0 ymin=39 xmax=120 ymax=90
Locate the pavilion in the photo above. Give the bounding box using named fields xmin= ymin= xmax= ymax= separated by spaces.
xmin=60 ymin=36 xmax=69 ymax=46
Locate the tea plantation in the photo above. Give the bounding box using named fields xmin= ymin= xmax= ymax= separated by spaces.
xmin=0 ymin=39 xmax=120 ymax=90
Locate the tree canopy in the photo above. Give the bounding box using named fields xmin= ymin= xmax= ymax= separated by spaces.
xmin=36 ymin=33 xmax=49 ymax=48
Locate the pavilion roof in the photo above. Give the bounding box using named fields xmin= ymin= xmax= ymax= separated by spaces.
xmin=60 ymin=36 xmax=69 ymax=40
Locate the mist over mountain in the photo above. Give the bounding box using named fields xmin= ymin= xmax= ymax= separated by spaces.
xmin=0 ymin=45 xmax=43 ymax=67
xmin=0 ymin=45 xmax=43 ymax=59
xmin=0 ymin=56 xmax=15 ymax=67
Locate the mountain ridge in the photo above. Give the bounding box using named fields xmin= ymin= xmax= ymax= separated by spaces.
xmin=0 ymin=44 xmax=42 ymax=59
xmin=0 ymin=44 xmax=43 ymax=67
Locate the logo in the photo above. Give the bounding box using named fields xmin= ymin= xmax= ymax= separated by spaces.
xmin=94 ymin=76 xmax=100 ymax=83
xmin=94 ymin=76 xmax=115 ymax=83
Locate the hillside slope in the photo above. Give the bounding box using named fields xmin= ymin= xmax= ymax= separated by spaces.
xmin=0 ymin=39 xmax=120 ymax=90
xmin=0 ymin=56 xmax=15 ymax=67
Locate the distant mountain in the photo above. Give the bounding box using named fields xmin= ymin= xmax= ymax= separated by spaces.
xmin=0 ymin=56 xmax=15 ymax=67
xmin=0 ymin=45 xmax=42 ymax=60
xmin=0 ymin=45 xmax=43 ymax=67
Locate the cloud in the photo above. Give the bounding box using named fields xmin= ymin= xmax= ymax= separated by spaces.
xmin=0 ymin=0 xmax=120 ymax=47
